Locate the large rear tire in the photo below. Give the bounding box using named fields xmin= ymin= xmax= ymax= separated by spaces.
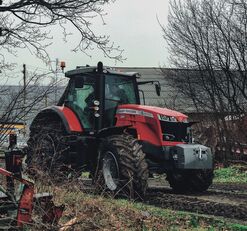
xmin=166 ymin=169 xmax=214 ymax=193
xmin=93 ymin=134 xmax=148 ymax=200
xmin=26 ymin=120 xmax=70 ymax=180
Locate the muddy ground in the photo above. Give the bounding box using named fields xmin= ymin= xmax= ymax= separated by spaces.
xmin=146 ymin=178 xmax=247 ymax=225
xmin=78 ymin=177 xmax=247 ymax=224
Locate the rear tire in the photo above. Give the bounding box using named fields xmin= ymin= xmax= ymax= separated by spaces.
xmin=93 ymin=134 xmax=148 ymax=200
xmin=26 ymin=120 xmax=69 ymax=180
xmin=166 ymin=169 xmax=213 ymax=193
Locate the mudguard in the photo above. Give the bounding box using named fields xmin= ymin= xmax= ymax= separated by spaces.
xmin=30 ymin=106 xmax=83 ymax=133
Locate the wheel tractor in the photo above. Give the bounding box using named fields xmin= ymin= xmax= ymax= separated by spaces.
xmin=26 ymin=62 xmax=213 ymax=199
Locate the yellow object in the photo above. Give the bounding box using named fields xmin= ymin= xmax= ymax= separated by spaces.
xmin=0 ymin=123 xmax=26 ymax=135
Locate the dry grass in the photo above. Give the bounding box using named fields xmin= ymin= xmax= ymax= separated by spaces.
xmin=24 ymin=179 xmax=247 ymax=231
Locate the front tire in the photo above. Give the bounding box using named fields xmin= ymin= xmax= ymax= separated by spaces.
xmin=93 ymin=134 xmax=148 ymax=200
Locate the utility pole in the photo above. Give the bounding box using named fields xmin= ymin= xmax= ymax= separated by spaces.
xmin=22 ymin=64 xmax=26 ymax=105
xmin=22 ymin=64 xmax=27 ymax=136
xmin=55 ymin=58 xmax=59 ymax=103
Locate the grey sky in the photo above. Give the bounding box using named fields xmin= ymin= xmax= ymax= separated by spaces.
xmin=3 ymin=0 xmax=169 ymax=77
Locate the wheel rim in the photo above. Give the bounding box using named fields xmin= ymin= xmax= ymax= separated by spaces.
xmin=102 ymin=151 xmax=119 ymax=191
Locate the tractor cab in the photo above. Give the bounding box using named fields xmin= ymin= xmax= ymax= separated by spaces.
xmin=59 ymin=63 xmax=140 ymax=130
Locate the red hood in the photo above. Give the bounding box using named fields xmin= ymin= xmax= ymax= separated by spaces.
xmin=117 ymin=104 xmax=188 ymax=122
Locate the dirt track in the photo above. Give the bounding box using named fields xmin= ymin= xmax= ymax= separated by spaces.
xmin=146 ymin=179 xmax=247 ymax=224
xmin=79 ymin=178 xmax=247 ymax=223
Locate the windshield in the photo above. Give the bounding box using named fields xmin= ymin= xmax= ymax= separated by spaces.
xmin=105 ymin=75 xmax=138 ymax=105
xmin=104 ymin=74 xmax=138 ymax=127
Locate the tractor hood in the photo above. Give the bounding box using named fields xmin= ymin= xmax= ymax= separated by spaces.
xmin=117 ymin=104 xmax=188 ymax=122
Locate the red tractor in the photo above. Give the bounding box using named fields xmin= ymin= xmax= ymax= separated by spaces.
xmin=26 ymin=62 xmax=213 ymax=198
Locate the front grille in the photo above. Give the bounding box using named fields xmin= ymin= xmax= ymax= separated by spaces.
xmin=160 ymin=120 xmax=189 ymax=142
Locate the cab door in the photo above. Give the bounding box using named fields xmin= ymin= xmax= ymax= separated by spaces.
xmin=64 ymin=76 xmax=96 ymax=129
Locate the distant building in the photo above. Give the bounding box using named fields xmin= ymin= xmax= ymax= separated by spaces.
xmin=117 ymin=67 xmax=195 ymax=113
xmin=2 ymin=67 xmax=233 ymax=126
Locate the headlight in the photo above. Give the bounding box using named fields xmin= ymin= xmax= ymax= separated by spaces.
xmin=158 ymin=114 xmax=177 ymax=122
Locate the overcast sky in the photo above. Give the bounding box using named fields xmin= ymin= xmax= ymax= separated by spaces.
xmin=3 ymin=0 xmax=169 ymax=77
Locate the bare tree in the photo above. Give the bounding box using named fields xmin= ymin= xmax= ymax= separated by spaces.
xmin=162 ymin=0 xmax=247 ymax=164
xmin=0 ymin=0 xmax=124 ymax=148
xmin=0 ymin=70 xmax=62 ymax=147
xmin=0 ymin=0 xmax=122 ymax=68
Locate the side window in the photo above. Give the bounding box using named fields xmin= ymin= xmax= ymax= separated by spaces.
xmin=65 ymin=78 xmax=95 ymax=129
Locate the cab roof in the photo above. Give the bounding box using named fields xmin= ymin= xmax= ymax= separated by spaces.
xmin=65 ymin=66 xmax=141 ymax=78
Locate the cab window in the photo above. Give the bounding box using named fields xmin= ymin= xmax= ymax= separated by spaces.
xmin=65 ymin=76 xmax=95 ymax=129
xmin=104 ymin=75 xmax=138 ymax=126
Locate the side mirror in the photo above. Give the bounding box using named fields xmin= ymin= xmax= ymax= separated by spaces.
xmin=74 ymin=78 xmax=84 ymax=88
xmin=155 ymin=83 xmax=161 ymax=96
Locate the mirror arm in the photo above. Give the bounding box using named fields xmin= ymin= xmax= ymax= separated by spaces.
xmin=138 ymin=80 xmax=160 ymax=86
xmin=137 ymin=80 xmax=161 ymax=97
xmin=138 ymin=81 xmax=154 ymax=85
